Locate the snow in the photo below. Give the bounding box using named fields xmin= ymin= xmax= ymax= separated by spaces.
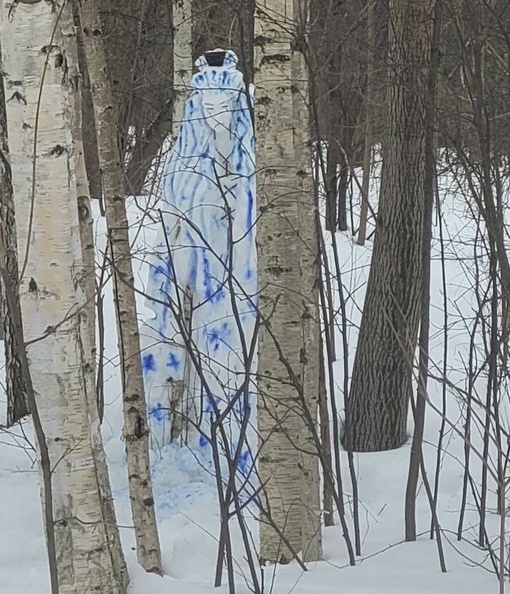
xmin=0 ymin=192 xmax=503 ymax=593
xmin=0 ymin=409 xmax=499 ymax=594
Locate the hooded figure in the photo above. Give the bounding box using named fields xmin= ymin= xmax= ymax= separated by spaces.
xmin=142 ymin=50 xmax=257 ymax=456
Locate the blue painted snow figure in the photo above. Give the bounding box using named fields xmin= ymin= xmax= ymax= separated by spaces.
xmin=142 ymin=49 xmax=257 ymax=462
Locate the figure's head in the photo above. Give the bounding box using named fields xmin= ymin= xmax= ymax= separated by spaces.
xmin=201 ymin=90 xmax=234 ymax=134
xmin=166 ymin=48 xmax=255 ymax=180
xmin=189 ymin=49 xmax=248 ymax=135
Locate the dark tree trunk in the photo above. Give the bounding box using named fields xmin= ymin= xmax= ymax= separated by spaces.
xmin=344 ymin=0 xmax=436 ymax=452
xmin=319 ymin=342 xmax=334 ymax=526
xmin=0 ymin=44 xmax=28 ymax=426
xmin=337 ymin=153 xmax=349 ymax=232
xmin=405 ymin=0 xmax=443 ymax=540
xmin=76 ymin=20 xmax=103 ymax=203
xmin=325 ymin=141 xmax=338 ymax=232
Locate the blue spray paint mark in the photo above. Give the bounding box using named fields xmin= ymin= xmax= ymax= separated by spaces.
xmin=237 ymin=449 xmax=251 ymax=477
xmin=149 ymin=403 xmax=167 ymax=423
xmin=167 ymin=352 xmax=181 ymax=371
xmin=206 ymin=322 xmax=231 ymax=353
xmin=142 ymin=353 xmax=157 ymax=374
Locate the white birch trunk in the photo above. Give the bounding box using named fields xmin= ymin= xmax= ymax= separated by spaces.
xmin=168 ymin=0 xmax=193 ymax=441
xmin=173 ymin=0 xmax=193 ymax=138
xmin=0 ymin=1 xmax=128 ymax=592
xmin=255 ymin=0 xmax=322 ymax=564
xmin=60 ymin=2 xmax=96 ymax=372
xmin=77 ymin=0 xmax=163 ymax=574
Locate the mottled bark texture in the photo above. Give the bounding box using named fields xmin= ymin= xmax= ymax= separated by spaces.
xmin=255 ymin=0 xmax=322 ymax=564
xmin=0 ymin=1 xmax=128 ymax=592
xmin=345 ymin=0 xmax=436 ymax=452
xmin=0 ymin=42 xmax=28 ymax=426
xmin=77 ymin=0 xmax=163 ymax=574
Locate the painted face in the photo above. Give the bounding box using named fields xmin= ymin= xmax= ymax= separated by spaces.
xmin=202 ymin=92 xmax=233 ymax=133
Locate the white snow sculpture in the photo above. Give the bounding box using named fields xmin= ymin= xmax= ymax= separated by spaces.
xmin=142 ymin=49 xmax=256 ymax=463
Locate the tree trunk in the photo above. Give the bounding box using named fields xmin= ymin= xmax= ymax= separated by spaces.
xmin=0 ymin=40 xmax=28 ymax=426
xmin=77 ymin=0 xmax=163 ymax=574
xmin=61 ymin=2 xmax=96 ymax=370
xmin=325 ymin=141 xmax=338 ymax=233
xmin=173 ymin=0 xmax=193 ymax=139
xmin=255 ymin=0 xmax=322 ymax=564
xmin=337 ymin=152 xmax=349 ymax=232
xmin=76 ymin=13 xmax=103 ymax=204
xmin=357 ymin=0 xmax=375 ymax=246
xmin=163 ymin=0 xmax=193 ymax=442
xmin=345 ymin=0 xmax=436 ymax=452
xmin=319 ymin=343 xmax=334 ymax=526
xmin=0 ymin=1 xmax=128 ymax=591
xmin=404 ymin=0 xmax=443 ymax=541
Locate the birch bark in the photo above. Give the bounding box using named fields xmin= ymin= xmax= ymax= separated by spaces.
xmin=77 ymin=0 xmax=163 ymax=574
xmin=173 ymin=0 xmax=193 ymax=139
xmin=0 ymin=1 xmax=128 ymax=592
xmin=255 ymin=0 xmax=322 ymax=564
xmin=60 ymin=1 xmax=96 ymax=371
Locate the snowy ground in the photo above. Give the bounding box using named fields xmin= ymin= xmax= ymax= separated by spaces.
xmin=0 ymin=417 xmax=498 ymax=594
xmin=0 ymin=184 xmax=506 ymax=593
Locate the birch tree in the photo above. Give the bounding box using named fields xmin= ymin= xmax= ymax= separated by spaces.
xmin=255 ymin=0 xmax=322 ymax=564
xmin=0 ymin=1 xmax=128 ymax=591
xmin=76 ymin=0 xmax=163 ymax=574
xmin=345 ymin=0 xmax=436 ymax=452
xmin=173 ymin=0 xmax=192 ymax=139
xmin=61 ymin=1 xmax=96 ymax=366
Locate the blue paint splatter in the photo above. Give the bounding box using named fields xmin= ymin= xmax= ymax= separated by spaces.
xmin=237 ymin=449 xmax=251 ymax=477
xmin=206 ymin=322 xmax=230 ymax=353
xmin=167 ymin=352 xmax=181 ymax=371
xmin=149 ymin=403 xmax=167 ymax=423
xmin=142 ymin=353 xmax=157 ymax=374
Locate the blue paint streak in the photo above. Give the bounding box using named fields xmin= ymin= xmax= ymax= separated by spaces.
xmin=237 ymin=449 xmax=251 ymax=477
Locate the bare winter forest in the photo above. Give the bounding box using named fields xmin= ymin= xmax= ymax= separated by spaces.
xmin=1 ymin=1 xmax=510 ymax=593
